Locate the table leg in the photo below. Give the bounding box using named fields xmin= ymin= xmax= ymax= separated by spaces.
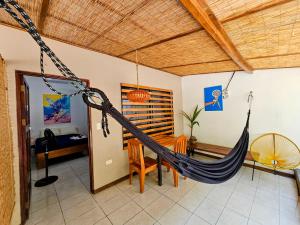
xmin=157 ymin=155 xmax=162 ymax=186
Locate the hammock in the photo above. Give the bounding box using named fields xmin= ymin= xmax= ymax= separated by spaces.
xmin=0 ymin=0 xmax=251 ymax=184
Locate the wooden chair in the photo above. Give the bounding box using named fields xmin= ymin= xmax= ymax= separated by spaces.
xmin=127 ymin=139 xmax=157 ymax=193
xmin=163 ymin=135 xmax=188 ymax=187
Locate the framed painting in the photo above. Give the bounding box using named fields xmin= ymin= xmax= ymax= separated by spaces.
xmin=204 ymin=85 xmax=223 ymax=111
xmin=43 ymin=94 xmax=71 ymax=124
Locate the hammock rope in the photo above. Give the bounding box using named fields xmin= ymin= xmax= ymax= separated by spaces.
xmin=1 ymin=0 xmax=251 ymax=184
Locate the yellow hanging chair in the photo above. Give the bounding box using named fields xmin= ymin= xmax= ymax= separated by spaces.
xmin=250 ymin=133 xmax=300 ymax=170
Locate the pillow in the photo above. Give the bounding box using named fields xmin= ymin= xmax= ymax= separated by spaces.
xmin=40 ymin=127 xmax=61 ymax=137
xmin=60 ymin=126 xmax=79 ymax=135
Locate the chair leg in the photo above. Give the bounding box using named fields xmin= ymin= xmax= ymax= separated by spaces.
xmin=167 ymin=165 xmax=170 ymax=172
xmin=140 ymin=170 xmax=145 ymax=193
xmin=173 ymin=169 xmax=178 ymax=187
xmin=129 ymin=167 xmax=132 ymax=185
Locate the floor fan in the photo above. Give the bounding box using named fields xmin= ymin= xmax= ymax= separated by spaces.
xmin=35 ymin=129 xmax=58 ymax=187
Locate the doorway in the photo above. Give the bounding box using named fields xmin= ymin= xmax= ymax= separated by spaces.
xmin=16 ymin=71 xmax=94 ymax=224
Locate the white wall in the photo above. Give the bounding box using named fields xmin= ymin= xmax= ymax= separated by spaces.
xmin=24 ymin=76 xmax=88 ymax=140
xmin=0 ymin=25 xmax=183 ymax=225
xmin=182 ymin=69 xmax=300 ymax=148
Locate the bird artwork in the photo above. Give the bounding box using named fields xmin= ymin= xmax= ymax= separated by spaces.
xmin=204 ymin=85 xmax=223 ymax=111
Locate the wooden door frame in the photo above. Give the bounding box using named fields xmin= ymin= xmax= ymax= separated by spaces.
xmin=15 ymin=70 xmax=94 ymax=223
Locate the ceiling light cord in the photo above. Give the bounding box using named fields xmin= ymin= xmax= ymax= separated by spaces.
xmin=135 ymin=50 xmax=139 ymax=89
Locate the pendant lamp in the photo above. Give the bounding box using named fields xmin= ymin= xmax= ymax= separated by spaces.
xmin=127 ymin=50 xmax=150 ymax=103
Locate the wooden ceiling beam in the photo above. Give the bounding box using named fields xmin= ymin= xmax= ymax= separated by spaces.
xmin=37 ymin=0 xmax=50 ymax=33
xmin=179 ymin=0 xmax=253 ymax=73
xmin=221 ymin=0 xmax=293 ymax=23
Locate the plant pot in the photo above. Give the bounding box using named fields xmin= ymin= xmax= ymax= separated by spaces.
xmin=189 ymin=136 xmax=197 ymax=145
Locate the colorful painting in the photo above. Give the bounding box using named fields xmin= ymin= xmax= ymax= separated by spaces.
xmin=43 ymin=94 xmax=71 ymax=124
xmin=204 ymin=85 xmax=223 ymax=111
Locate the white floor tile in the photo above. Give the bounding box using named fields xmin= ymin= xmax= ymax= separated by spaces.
xmin=217 ymin=208 xmax=248 ymax=225
xmin=28 ymin=162 xmax=300 ymax=225
xmin=125 ymin=210 xmax=156 ymax=225
xmin=207 ymin=186 xmax=233 ymax=206
xmin=177 ymin=188 xmax=205 ymax=212
xmin=108 ymin=201 xmax=142 ymax=225
xmin=98 ymin=191 xmax=131 ymax=215
xmin=94 ymin=217 xmax=112 ymax=225
xmin=62 ymin=197 xmax=99 ymax=222
xmin=133 ymin=188 xmax=162 ymax=208
xmin=145 ymin=195 xmax=175 ymax=220
xmin=226 ymin=192 xmax=254 ymax=217
xmin=185 ymin=215 xmax=210 ymax=225
xmin=66 ymin=207 xmax=105 ymax=225
xmin=194 ymin=198 xmax=224 ymax=225
xmin=159 ymin=204 xmax=191 ymax=225
xmin=250 ymin=201 xmax=279 ymax=225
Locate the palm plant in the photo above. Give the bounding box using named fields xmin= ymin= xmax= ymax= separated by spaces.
xmin=182 ymin=105 xmax=203 ymax=139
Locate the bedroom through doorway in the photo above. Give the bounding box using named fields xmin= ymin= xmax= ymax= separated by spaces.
xmin=16 ymin=71 xmax=94 ymax=223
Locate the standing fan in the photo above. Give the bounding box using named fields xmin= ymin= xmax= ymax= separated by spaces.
xmin=34 ymin=129 xmax=58 ymax=187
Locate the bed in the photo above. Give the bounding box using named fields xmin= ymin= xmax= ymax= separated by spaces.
xmin=35 ymin=127 xmax=88 ymax=169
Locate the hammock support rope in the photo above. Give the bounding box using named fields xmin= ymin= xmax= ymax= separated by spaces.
xmin=1 ymin=0 xmax=251 ymax=184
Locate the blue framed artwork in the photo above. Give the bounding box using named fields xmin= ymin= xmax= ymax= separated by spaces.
xmin=204 ymin=85 xmax=223 ymax=111
xmin=43 ymin=94 xmax=71 ymax=124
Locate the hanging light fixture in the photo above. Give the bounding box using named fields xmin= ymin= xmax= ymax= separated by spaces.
xmin=127 ymin=50 xmax=150 ymax=103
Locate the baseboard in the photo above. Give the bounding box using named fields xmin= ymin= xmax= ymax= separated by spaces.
xmin=193 ymin=151 xmax=295 ymax=179
xmin=92 ymin=175 xmax=129 ymax=194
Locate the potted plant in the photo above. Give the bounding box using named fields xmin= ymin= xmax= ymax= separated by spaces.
xmin=182 ymin=105 xmax=203 ymax=145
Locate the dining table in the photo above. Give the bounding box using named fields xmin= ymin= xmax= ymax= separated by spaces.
xmin=142 ymin=134 xmax=177 ymax=186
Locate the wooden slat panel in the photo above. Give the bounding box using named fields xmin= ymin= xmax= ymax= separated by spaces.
xmin=123 ymin=131 xmax=175 ymax=145
xmin=122 ymin=95 xmax=173 ymax=102
xmin=124 ymin=112 xmax=173 ymax=118
xmin=121 ymin=83 xmax=172 ymax=92
xmin=122 ymin=102 xmax=172 ymax=106
xmin=122 ymin=107 xmax=173 ymax=112
xmin=121 ymin=89 xmax=172 ymax=97
xmin=123 ymin=121 xmax=174 ymax=130
xmin=131 ymin=117 xmax=173 ymax=124
xmin=123 ymin=125 xmax=174 ymax=138
xmin=121 ymin=83 xmax=174 ymax=149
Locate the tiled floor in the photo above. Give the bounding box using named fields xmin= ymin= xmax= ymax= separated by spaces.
xmin=27 ymin=156 xmax=300 ymax=225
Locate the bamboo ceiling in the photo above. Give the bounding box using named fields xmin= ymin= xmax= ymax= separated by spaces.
xmin=0 ymin=0 xmax=300 ymax=76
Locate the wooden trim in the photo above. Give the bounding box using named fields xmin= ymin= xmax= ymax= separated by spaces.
xmin=93 ymin=175 xmax=129 ymax=194
xmin=36 ymin=144 xmax=88 ymax=169
xmin=221 ymin=0 xmax=293 ymax=23
xmin=179 ymin=0 xmax=253 ymax=73
xmin=37 ymin=0 xmax=50 ymax=32
xmin=15 ymin=73 xmax=26 ymax=224
xmin=16 ymin=71 xmax=94 ymax=224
